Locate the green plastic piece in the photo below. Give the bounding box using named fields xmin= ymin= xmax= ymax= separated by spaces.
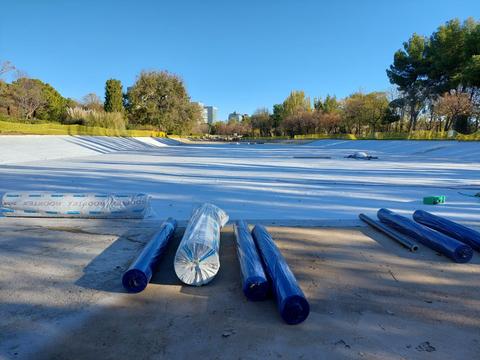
xmin=423 ymin=196 xmax=446 ymax=205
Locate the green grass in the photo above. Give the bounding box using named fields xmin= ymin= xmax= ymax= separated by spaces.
xmin=1 ymin=116 xmax=478 ymax=141
xmin=0 ymin=120 xmax=166 ymax=137
xmin=456 ymin=132 xmax=480 ymax=141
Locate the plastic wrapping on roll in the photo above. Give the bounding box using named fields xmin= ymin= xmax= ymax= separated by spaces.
xmin=413 ymin=210 xmax=480 ymax=252
xmin=251 ymin=224 xmax=309 ymax=325
xmin=122 ymin=218 xmax=177 ymax=293
xmin=233 ymin=221 xmax=269 ymax=301
xmin=174 ymin=203 xmax=228 ymax=286
xmin=377 ymin=208 xmax=473 ymax=263
xmin=0 ymin=192 xmax=150 ymax=218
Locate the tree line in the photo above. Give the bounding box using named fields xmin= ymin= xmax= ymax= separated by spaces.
xmin=387 ymin=18 xmax=479 ymax=134
xmin=0 ymin=66 xmax=202 ymax=134
xmin=1 ymin=17 xmax=478 ymax=137
xmin=212 ymin=17 xmax=479 ymax=137
xmin=211 ymin=91 xmax=391 ymax=137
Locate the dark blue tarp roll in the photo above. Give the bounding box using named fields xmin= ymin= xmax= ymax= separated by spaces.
xmin=122 ymin=218 xmax=177 ymax=292
xmin=413 ymin=210 xmax=480 ymax=252
xmin=377 ymin=209 xmax=473 ymax=263
xmin=251 ymin=224 xmax=310 ymax=325
xmin=233 ymin=221 xmax=269 ymax=301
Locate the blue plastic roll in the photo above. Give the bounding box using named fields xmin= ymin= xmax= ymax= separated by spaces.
xmin=413 ymin=210 xmax=480 ymax=252
xmin=251 ymin=224 xmax=310 ymax=325
xmin=377 ymin=209 xmax=473 ymax=263
xmin=122 ymin=218 xmax=177 ymax=293
xmin=233 ymin=221 xmax=269 ymax=301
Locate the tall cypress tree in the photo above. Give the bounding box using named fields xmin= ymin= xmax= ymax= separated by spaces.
xmin=104 ymin=79 xmax=124 ymax=112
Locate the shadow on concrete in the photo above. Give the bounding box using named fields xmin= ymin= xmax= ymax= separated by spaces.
xmin=3 ymin=223 xmax=480 ymax=360
xmin=74 ymin=224 xmax=181 ymax=293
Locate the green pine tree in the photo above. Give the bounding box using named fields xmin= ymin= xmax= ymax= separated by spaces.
xmin=104 ymin=79 xmax=124 ymax=112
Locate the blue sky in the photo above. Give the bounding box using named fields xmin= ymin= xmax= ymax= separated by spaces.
xmin=1 ymin=0 xmax=479 ymax=120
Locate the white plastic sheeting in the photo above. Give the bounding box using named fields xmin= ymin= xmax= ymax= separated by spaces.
xmin=0 ymin=192 xmax=150 ymax=218
xmin=174 ymin=203 xmax=229 ymax=286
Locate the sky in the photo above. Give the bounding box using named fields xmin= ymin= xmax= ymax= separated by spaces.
xmin=1 ymin=0 xmax=479 ymax=120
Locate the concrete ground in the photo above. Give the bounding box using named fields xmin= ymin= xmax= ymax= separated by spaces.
xmin=1 ymin=218 xmax=479 ymax=360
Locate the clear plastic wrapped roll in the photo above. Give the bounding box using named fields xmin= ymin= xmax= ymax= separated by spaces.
xmin=174 ymin=203 xmax=228 ymax=286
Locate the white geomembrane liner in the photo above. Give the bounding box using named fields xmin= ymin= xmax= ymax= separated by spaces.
xmin=174 ymin=203 xmax=229 ymax=286
xmin=0 ymin=192 xmax=151 ymax=218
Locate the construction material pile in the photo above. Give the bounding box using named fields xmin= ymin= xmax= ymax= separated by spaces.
xmin=120 ymin=203 xmax=309 ymax=325
xmin=360 ymin=208 xmax=479 ymax=263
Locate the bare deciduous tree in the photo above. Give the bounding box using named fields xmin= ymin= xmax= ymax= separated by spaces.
xmin=82 ymin=93 xmax=104 ymax=111
xmin=317 ymin=112 xmax=342 ymax=134
xmin=0 ymin=61 xmax=15 ymax=78
xmin=281 ymin=112 xmax=318 ymax=137
xmin=434 ymin=91 xmax=474 ymax=131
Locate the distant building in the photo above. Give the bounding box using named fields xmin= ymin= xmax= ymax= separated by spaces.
xmin=205 ymin=106 xmax=218 ymax=124
xmin=228 ymin=111 xmax=242 ymax=122
xmin=192 ymin=102 xmax=218 ymax=124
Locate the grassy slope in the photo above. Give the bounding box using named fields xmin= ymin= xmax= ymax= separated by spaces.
xmin=1 ymin=119 xmax=478 ymax=140
xmin=294 ymin=131 xmax=480 ymax=141
xmin=0 ymin=120 xmax=166 ymax=137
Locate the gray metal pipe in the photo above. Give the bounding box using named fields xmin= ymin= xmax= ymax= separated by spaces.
xmin=359 ymin=213 xmax=418 ymax=252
